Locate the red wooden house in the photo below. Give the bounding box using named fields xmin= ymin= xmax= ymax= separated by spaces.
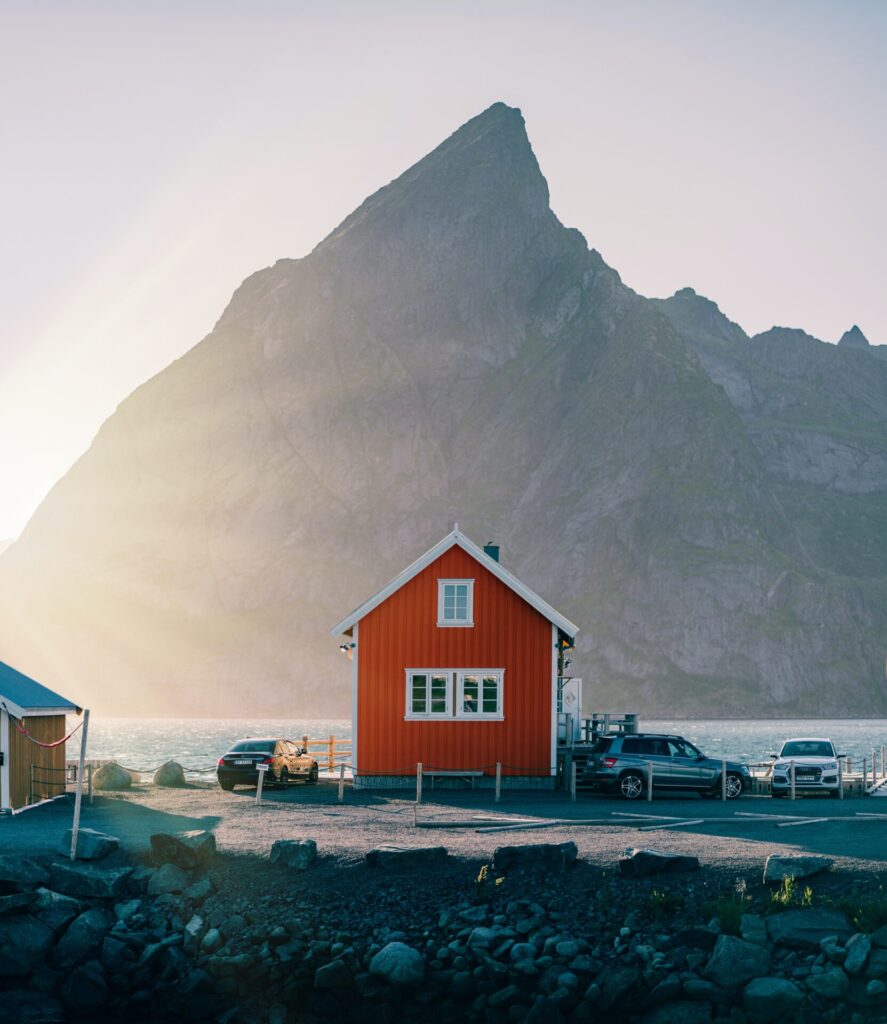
xmin=331 ymin=529 xmax=579 ymax=788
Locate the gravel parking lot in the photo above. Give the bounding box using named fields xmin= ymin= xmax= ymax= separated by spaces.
xmin=3 ymin=781 xmax=887 ymax=877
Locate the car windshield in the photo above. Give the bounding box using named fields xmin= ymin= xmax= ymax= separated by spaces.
xmin=780 ymin=740 xmax=833 ymax=758
xmin=228 ymin=739 xmax=276 ymax=754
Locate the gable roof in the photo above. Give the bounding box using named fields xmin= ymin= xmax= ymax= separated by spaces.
xmin=0 ymin=660 xmax=81 ymax=718
xmin=331 ymin=529 xmax=579 ymax=638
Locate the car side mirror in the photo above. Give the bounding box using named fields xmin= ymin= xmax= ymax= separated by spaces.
xmin=837 ymin=753 xmax=847 ymax=759
xmin=696 ymin=754 xmax=705 ymax=761
xmin=768 ymin=753 xmax=778 ymax=759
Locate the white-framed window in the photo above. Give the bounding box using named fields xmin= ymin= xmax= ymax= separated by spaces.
xmin=457 ymin=671 xmax=503 ymax=719
xmin=405 ymin=669 xmax=504 ymax=721
xmin=406 ymin=670 xmax=451 ymax=717
xmin=437 ymin=579 xmax=474 ymax=626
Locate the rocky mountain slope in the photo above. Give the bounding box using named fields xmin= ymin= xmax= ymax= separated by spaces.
xmin=2 ymin=102 xmax=886 ymax=717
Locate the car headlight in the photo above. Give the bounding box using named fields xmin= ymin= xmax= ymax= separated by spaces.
xmin=824 ymin=762 xmax=837 ymax=771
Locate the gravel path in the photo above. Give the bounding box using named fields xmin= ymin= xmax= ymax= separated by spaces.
xmin=3 ymin=782 xmax=887 ymax=877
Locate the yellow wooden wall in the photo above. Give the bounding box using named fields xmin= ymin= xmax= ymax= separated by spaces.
xmin=9 ymin=715 xmax=67 ymax=809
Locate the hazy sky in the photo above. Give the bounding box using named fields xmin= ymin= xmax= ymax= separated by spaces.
xmin=1 ymin=0 xmax=885 ymax=540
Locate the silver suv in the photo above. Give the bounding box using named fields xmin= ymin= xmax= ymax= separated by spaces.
xmin=769 ymin=738 xmax=843 ymax=798
xmin=583 ymin=733 xmax=750 ymax=800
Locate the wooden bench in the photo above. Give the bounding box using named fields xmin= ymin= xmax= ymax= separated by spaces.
xmin=424 ymin=770 xmax=484 ymax=790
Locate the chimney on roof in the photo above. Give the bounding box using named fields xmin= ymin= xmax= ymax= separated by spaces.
xmin=483 ymin=542 xmax=500 ymax=563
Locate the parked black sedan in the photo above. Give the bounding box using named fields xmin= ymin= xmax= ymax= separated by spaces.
xmin=217 ymin=738 xmax=319 ymax=791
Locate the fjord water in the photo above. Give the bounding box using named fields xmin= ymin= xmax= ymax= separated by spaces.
xmin=73 ymin=718 xmax=887 ymax=774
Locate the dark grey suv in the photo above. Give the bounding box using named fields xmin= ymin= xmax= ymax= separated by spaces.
xmin=583 ymin=733 xmax=750 ymax=800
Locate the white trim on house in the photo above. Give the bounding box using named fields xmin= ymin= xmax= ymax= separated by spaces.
xmin=0 ymin=697 xmax=76 ymax=720
xmin=351 ymin=622 xmax=359 ymax=787
xmin=330 ymin=529 xmax=579 ymax=639
xmin=437 ymin=579 xmax=474 ymax=627
xmin=0 ymin=706 xmax=9 ymax=811
xmin=456 ymin=670 xmax=504 ymax=719
xmin=404 ymin=669 xmax=453 ymax=719
xmin=550 ymin=623 xmax=558 ymax=777
xmin=403 ymin=668 xmax=505 ymax=721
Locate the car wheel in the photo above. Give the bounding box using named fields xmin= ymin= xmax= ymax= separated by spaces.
xmin=219 ymin=781 xmax=235 ymax=791
xmin=725 ymin=773 xmax=744 ymax=800
xmin=279 ymin=768 xmax=291 ymax=787
xmin=307 ymin=764 xmax=319 ymax=785
xmin=618 ymin=771 xmax=646 ymax=800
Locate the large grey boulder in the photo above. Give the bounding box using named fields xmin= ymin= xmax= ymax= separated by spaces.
xmin=867 ymin=948 xmax=887 ymax=978
xmin=62 ymin=828 xmax=119 ymax=861
xmin=492 ymin=842 xmax=577 ymax=873
xmin=0 ymin=893 xmax=36 ymax=917
xmin=703 ymin=935 xmax=770 ymax=990
xmin=0 ymin=915 xmax=54 ymax=975
xmin=739 ymin=914 xmax=768 ymax=947
xmin=0 ymin=856 xmax=49 ymax=889
xmin=365 ymin=846 xmax=446 ymax=868
xmin=146 ymin=863 xmax=190 ymax=895
xmin=153 ymin=761 xmax=187 ymax=787
xmin=619 ymin=849 xmax=700 ymax=877
xmin=54 ymin=908 xmax=111 ymax=967
xmin=742 ymin=977 xmax=804 ymax=1021
xmin=369 ymin=941 xmax=425 ymax=987
xmin=92 ymin=763 xmax=132 ymax=791
xmin=33 ymin=889 xmax=82 ymax=936
xmin=844 ymin=932 xmax=872 ymax=975
xmin=269 ymin=839 xmax=317 ymax=870
xmin=766 ymin=908 xmax=854 ymax=948
xmin=150 ymin=830 xmax=215 ymax=869
xmin=59 ymin=959 xmax=108 ymax=1012
xmin=47 ymin=863 xmax=132 ymax=900
xmin=805 ymin=967 xmax=849 ymax=999
xmin=763 ymin=854 xmax=832 ymax=883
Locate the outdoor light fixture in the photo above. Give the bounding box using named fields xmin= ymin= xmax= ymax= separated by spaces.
xmin=338 ymin=642 xmax=356 ymax=654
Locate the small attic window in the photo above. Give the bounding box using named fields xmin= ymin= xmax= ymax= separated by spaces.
xmin=437 ymin=579 xmax=473 ymax=627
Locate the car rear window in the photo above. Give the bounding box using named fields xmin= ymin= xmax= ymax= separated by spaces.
xmin=590 ymin=738 xmax=613 ymax=754
xmin=228 ymin=740 xmax=276 ymax=754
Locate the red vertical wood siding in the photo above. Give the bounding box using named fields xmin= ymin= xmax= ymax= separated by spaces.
xmin=357 ymin=547 xmax=553 ymax=776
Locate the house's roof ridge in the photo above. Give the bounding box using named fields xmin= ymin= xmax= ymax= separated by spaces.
xmin=330 ymin=529 xmax=579 ymax=638
xmin=0 ymin=659 xmax=81 ymax=717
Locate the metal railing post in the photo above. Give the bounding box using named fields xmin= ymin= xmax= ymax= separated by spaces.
xmin=338 ymin=765 xmax=345 ymax=803
xmin=838 ymin=757 xmax=844 ymax=800
xmin=495 ymin=762 xmax=502 ymax=803
xmin=416 ymin=762 xmax=423 ymax=805
xmin=863 ymin=757 xmax=868 ymax=790
xmin=646 ymin=761 xmax=653 ymax=802
xmin=570 ymin=762 xmax=577 ymax=802
xmin=721 ymin=760 xmax=727 ymax=802
xmin=790 ymin=760 xmax=796 ymax=801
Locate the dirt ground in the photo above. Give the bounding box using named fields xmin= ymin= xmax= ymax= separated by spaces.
xmin=3 ymin=780 xmax=887 ymax=879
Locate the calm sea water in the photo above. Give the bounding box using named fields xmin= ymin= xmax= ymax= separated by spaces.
xmin=66 ymin=717 xmax=887 ymax=775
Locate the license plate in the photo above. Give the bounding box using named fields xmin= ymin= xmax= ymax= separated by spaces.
xmin=234 ymin=759 xmax=252 ymax=766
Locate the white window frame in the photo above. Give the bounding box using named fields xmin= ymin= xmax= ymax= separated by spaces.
xmin=437 ymin=579 xmax=474 ymax=627
xmin=456 ymin=670 xmax=504 ymax=720
xmin=405 ymin=669 xmax=452 ymax=719
xmin=404 ymin=669 xmax=504 ymax=721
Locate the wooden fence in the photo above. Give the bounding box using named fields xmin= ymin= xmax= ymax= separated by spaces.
xmin=301 ymin=735 xmax=352 ymax=773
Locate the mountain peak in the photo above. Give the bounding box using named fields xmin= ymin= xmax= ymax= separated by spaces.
xmin=838 ymin=324 xmax=870 ymax=348
xmin=315 ymin=101 xmax=561 ymax=268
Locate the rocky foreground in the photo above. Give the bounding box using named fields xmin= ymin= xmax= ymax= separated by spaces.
xmin=2 ymin=830 xmax=887 ymax=1023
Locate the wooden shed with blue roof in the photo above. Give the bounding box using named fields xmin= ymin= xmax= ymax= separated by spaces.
xmin=0 ymin=660 xmax=81 ymax=811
